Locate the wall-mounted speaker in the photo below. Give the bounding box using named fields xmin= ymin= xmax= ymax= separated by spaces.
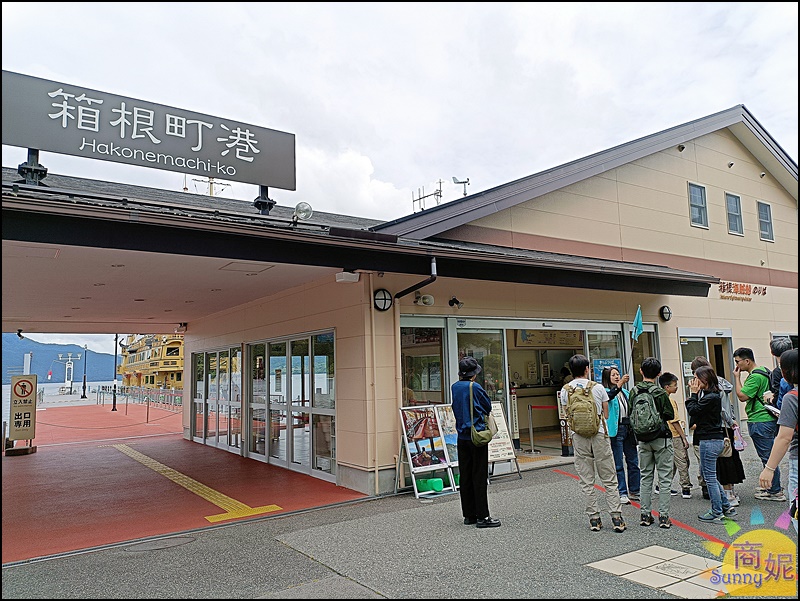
xmin=419 ymin=294 xmax=435 ymax=306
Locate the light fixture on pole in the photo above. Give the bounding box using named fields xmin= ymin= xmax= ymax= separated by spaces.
xmin=81 ymin=344 xmax=88 ymax=399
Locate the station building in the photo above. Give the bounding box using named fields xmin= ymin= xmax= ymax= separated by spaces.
xmin=3 ymin=76 xmax=796 ymax=496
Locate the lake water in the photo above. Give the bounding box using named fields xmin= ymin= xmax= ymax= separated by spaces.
xmin=2 ymin=380 xmax=120 ymax=426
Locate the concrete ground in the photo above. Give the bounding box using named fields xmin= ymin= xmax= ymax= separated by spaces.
xmin=2 ymin=420 xmax=796 ymax=599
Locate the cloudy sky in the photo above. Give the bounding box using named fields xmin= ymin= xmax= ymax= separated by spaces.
xmin=3 ymin=2 xmax=798 ymax=354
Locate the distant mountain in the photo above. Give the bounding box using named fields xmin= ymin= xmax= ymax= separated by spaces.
xmin=2 ymin=333 xmax=119 ymax=385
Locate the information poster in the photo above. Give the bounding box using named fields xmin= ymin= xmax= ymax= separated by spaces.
xmin=487 ymin=402 xmax=516 ymax=462
xmin=592 ymin=358 xmax=622 ymax=383
xmin=434 ymin=405 xmax=459 ymax=466
xmin=399 ymin=406 xmax=448 ymax=473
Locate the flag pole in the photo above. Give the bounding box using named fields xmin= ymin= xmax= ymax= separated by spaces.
xmin=628 ymin=305 xmax=644 ymax=377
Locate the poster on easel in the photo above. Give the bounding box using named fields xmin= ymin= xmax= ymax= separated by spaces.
xmin=399 ymin=406 xmax=448 ymax=472
xmin=434 ymin=404 xmax=459 ymax=466
xmin=487 ymin=402 xmax=516 ymax=463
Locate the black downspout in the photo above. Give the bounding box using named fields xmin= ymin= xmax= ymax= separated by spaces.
xmin=394 ymin=257 xmax=437 ymax=299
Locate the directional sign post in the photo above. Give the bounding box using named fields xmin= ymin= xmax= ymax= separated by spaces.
xmin=6 ymin=375 xmax=38 ymax=455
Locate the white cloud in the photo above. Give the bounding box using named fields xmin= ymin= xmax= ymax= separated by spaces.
xmin=21 ymin=334 xmax=119 ymax=356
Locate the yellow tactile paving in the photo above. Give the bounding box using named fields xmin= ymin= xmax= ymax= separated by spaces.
xmin=516 ymin=454 xmax=560 ymax=463
xmin=112 ymin=444 xmax=282 ymax=522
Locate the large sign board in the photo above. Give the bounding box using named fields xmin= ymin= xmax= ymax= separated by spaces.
xmin=2 ymin=70 xmax=296 ymax=190
xmin=9 ymin=375 xmax=38 ymax=440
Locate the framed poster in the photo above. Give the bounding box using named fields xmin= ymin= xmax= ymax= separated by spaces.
xmin=434 ymin=405 xmax=459 ymax=466
xmin=592 ymin=358 xmax=622 ymax=383
xmin=399 ymin=406 xmax=448 ymax=473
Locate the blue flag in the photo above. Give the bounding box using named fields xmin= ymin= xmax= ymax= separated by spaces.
xmin=632 ymin=305 xmax=643 ymax=342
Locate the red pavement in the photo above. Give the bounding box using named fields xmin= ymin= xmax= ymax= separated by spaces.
xmin=2 ymin=403 xmax=367 ymax=564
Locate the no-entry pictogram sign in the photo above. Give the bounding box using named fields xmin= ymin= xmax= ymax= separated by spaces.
xmin=13 ymin=378 xmax=35 ymax=399
xmin=9 ymin=375 xmax=38 ymax=441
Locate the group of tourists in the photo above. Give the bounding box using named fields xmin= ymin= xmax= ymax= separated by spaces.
xmin=449 ymin=341 xmax=797 ymax=534
xmin=563 ymin=343 xmax=797 ymax=532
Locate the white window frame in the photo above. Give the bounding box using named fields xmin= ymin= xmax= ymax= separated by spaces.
xmin=757 ymin=201 xmax=774 ymax=242
xmin=725 ymin=192 xmax=744 ymax=236
xmin=688 ymin=183 xmax=708 ymax=228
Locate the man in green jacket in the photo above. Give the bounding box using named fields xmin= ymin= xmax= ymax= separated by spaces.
xmin=632 ymin=357 xmax=675 ymax=528
xmin=733 ymin=347 xmax=784 ymax=501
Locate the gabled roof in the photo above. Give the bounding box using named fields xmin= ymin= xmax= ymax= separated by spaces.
xmin=373 ymin=105 xmax=798 ymax=240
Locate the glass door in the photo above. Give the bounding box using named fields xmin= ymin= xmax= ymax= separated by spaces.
xmin=455 ymin=329 xmax=507 ymax=404
xmin=289 ymin=338 xmax=311 ymax=471
xmin=228 ymin=347 xmax=242 ymax=451
xmin=192 ymin=352 xmax=206 ymax=442
xmin=217 ymin=350 xmax=230 ymax=448
xmin=206 ymin=352 xmax=219 ymax=446
xmin=268 ymin=342 xmax=288 ymax=467
xmin=249 ymin=343 xmax=267 ymax=457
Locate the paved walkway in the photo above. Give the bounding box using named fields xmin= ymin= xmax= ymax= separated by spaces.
xmin=2 ymin=407 xmax=796 ymax=598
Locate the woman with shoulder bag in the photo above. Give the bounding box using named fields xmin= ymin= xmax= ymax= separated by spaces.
xmin=450 ymin=356 xmax=501 ymax=529
xmin=602 ymin=366 xmax=641 ymax=505
xmin=686 ymin=366 xmax=737 ymax=523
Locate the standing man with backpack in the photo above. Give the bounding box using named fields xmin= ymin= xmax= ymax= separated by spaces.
xmin=559 ymin=354 xmax=626 ymax=533
xmin=733 ymin=347 xmax=785 ymax=501
xmin=630 ymin=357 xmax=675 ymax=528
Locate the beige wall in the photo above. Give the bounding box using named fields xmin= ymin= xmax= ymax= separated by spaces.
xmin=442 ymin=129 xmax=797 ymax=288
xmin=178 ymin=128 xmax=796 ymax=496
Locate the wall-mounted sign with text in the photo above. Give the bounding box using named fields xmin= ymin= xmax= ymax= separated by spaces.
xmin=2 ymin=70 xmax=296 ymax=190
xmin=718 ymin=281 xmax=768 ymax=302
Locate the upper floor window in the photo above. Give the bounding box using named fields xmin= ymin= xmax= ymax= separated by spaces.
xmin=725 ymin=193 xmax=744 ymax=235
xmin=757 ymin=201 xmax=774 ymax=242
xmin=689 ymin=183 xmax=708 ymax=228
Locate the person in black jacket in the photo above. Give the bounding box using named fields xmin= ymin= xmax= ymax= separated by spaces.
xmin=686 ymin=365 xmax=737 ymax=523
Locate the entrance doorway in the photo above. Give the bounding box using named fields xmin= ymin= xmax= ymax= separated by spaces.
xmin=678 ymin=328 xmax=736 ymax=419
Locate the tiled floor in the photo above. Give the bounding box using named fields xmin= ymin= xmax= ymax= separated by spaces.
xmin=587 ymin=544 xmax=745 ymax=598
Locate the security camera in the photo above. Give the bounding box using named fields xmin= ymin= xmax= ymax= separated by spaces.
xmin=760 ymin=172 xmax=766 ymax=178
xmin=17 ymin=329 xmax=24 ymax=339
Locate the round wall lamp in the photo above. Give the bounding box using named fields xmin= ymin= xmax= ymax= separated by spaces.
xmin=373 ymin=288 xmax=393 ymax=311
xmin=659 ymin=305 xmax=673 ymax=322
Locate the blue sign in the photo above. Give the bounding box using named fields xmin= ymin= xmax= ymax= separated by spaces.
xmin=593 ymin=359 xmax=622 ymax=383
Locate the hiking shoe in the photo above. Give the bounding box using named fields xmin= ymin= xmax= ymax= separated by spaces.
xmin=658 ymin=516 xmax=672 ymax=529
xmin=589 ymin=516 xmax=602 ymax=531
xmin=476 ymin=517 xmax=501 ymax=528
xmin=627 ymin=492 xmax=640 ymax=501
xmin=612 ymin=515 xmax=626 ymax=533
xmin=681 ymin=488 xmax=692 ymax=499
xmin=759 ymin=490 xmax=787 ymax=502
xmin=698 ymin=510 xmax=725 ymax=523
xmin=640 ymin=513 xmax=654 ymax=527
xmin=619 ymin=494 xmax=630 ymax=505
xmin=723 ymin=507 xmax=738 ymax=519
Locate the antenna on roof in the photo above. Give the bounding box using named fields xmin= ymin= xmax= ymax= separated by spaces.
xmin=412 ymin=180 xmax=443 ymax=213
xmin=192 ymin=176 xmax=231 ymax=197
xmin=452 ymin=176 xmax=470 ymax=197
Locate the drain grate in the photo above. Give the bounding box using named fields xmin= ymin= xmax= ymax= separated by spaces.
xmin=124 ymin=536 xmax=196 ymax=552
